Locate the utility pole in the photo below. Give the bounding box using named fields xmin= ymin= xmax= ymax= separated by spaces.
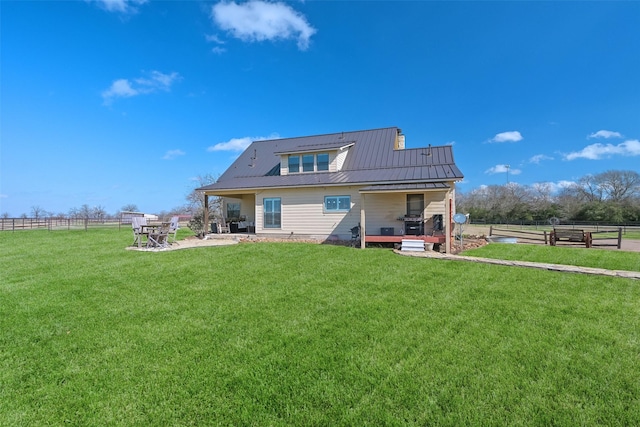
xmin=505 ymin=164 xmax=510 ymax=184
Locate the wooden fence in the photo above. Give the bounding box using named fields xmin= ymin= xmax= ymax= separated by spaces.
xmin=489 ymin=227 xmax=548 ymax=245
xmin=0 ymin=218 xmax=123 ymax=231
xmin=489 ymin=226 xmax=623 ymax=249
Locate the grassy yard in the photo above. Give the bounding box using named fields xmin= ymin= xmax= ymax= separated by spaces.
xmin=464 ymin=242 xmax=640 ymax=272
xmin=1 ymin=229 xmax=639 ymax=425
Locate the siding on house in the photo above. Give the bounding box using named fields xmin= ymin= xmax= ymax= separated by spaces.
xmin=255 ymin=186 xmax=361 ymax=238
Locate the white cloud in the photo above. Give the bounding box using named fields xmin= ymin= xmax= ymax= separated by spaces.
xmin=489 ymin=131 xmax=523 ymax=143
xmin=163 ymin=149 xmax=186 ymax=160
xmin=529 ymin=154 xmax=554 ymax=164
xmin=211 ymin=46 xmax=227 ymax=55
xmin=207 ymin=133 xmax=280 ymax=152
xmin=90 ymin=0 xmax=147 ymax=13
xmin=102 ymin=71 xmax=181 ymax=105
xmin=211 ymin=1 xmax=316 ymax=50
xmin=588 ymin=130 xmax=623 ymax=139
xmin=485 ymin=164 xmax=522 ymax=175
xmin=205 ymin=34 xmax=226 ymax=44
xmin=0 ymin=193 xmax=8 ymax=199
xmin=564 ymin=139 xmax=640 ymax=160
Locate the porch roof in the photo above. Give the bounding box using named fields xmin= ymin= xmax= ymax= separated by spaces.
xmin=359 ymin=182 xmax=450 ymax=193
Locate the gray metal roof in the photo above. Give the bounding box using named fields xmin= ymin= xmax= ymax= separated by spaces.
xmin=198 ymin=127 xmax=464 ymax=193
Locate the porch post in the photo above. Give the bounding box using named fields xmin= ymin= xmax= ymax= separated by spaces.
xmin=445 ymin=191 xmax=451 ymax=254
xmin=203 ymin=194 xmax=209 ymax=237
xmin=360 ymin=193 xmax=366 ymax=249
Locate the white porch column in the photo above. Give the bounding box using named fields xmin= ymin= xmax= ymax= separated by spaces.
xmin=445 ymin=190 xmax=451 ymax=254
xmin=360 ymin=193 xmax=366 ymax=249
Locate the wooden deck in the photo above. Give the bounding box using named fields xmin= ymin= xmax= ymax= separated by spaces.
xmin=365 ymin=234 xmax=446 ymax=244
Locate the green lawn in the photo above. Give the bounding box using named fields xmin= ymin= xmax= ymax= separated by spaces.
xmin=464 ymin=242 xmax=640 ymax=272
xmin=1 ymin=229 xmax=639 ymax=425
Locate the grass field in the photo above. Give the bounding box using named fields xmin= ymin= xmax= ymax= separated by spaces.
xmin=464 ymin=242 xmax=640 ymax=272
xmin=1 ymin=229 xmax=639 ymax=425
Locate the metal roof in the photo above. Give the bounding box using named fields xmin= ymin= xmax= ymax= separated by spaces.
xmin=198 ymin=127 xmax=464 ymax=193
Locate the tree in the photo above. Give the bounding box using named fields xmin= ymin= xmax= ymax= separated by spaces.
xmin=30 ymin=205 xmax=46 ymax=219
xmin=597 ymin=170 xmax=640 ymax=202
xmin=121 ymin=204 xmax=139 ymax=213
xmin=185 ymin=174 xmax=220 ymax=236
xmin=92 ymin=205 xmax=107 ymax=222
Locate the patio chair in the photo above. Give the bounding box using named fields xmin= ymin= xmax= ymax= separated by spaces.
xmin=218 ymin=218 xmax=230 ymax=234
xmin=350 ymin=224 xmax=360 ymax=247
xmin=132 ymin=216 xmax=147 ymax=247
xmin=147 ymin=222 xmax=170 ymax=249
xmin=168 ymin=216 xmax=180 ymax=243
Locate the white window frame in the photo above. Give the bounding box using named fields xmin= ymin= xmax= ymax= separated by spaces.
xmin=324 ymin=195 xmax=351 ymax=213
xmin=287 ymin=153 xmax=330 ymax=174
xmin=263 ymin=197 xmax=281 ymax=229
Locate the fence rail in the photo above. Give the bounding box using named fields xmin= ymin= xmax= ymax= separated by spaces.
xmin=472 ymin=220 xmax=639 ymax=235
xmin=489 ymin=226 xmax=623 ymax=249
xmin=0 ymin=218 xmax=124 ymax=231
xmin=489 ymin=227 xmax=549 ymax=244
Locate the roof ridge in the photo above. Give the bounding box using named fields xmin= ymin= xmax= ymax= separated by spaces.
xmin=250 ymin=126 xmax=398 ymax=144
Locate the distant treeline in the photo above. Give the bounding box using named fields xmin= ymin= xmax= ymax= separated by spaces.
xmin=457 ymin=170 xmax=640 ymax=223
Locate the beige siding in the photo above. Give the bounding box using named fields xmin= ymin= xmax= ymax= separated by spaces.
xmin=362 ymin=191 xmax=449 ymax=236
xmin=256 ymin=187 xmax=361 ymax=238
xmin=280 ymin=155 xmax=289 ymax=175
xmin=362 ymin=193 xmax=404 ymax=235
xmin=336 ymin=148 xmax=349 ymax=171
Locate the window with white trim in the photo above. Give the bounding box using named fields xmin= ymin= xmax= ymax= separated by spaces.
xmin=324 ymin=196 xmax=351 ymax=212
xmin=288 ymin=155 xmax=300 ymax=173
xmin=287 ymin=153 xmax=330 ymax=173
xmin=263 ymin=198 xmax=281 ymax=228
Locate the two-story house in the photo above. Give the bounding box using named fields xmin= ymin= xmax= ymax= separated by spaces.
xmin=197 ymin=127 xmax=464 ymax=252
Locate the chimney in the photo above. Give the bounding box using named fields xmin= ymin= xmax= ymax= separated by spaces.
xmin=395 ymin=129 xmax=405 ymax=150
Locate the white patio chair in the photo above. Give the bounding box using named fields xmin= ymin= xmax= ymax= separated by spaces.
xmin=168 ymin=216 xmax=180 ymax=243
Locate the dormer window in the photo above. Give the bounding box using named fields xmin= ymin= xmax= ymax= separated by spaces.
xmin=317 ymin=153 xmax=329 ymax=171
xmin=302 ymin=154 xmax=314 ymax=172
xmin=288 ymin=152 xmax=330 ymax=174
xmin=288 ymin=155 xmax=300 ymax=173
xmin=277 ymin=141 xmax=354 ymax=176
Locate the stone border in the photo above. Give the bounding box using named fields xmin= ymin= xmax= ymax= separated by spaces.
xmin=395 ymin=249 xmax=640 ymax=280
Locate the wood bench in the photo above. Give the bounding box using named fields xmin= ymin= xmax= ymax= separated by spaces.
xmin=550 ymin=228 xmax=592 ymax=248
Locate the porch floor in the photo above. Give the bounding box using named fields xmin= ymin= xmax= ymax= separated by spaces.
xmin=365 ymin=234 xmax=446 ymax=244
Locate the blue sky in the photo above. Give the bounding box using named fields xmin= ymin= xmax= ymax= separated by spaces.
xmin=1 ymin=0 xmax=639 ymax=217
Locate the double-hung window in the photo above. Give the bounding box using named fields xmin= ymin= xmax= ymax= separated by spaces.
xmin=263 ymin=198 xmax=281 ymax=228
xmin=302 ymin=154 xmax=315 ymax=172
xmin=288 ymin=155 xmax=300 ymax=173
xmin=324 ymin=196 xmax=351 ymax=212
xmin=317 ymin=153 xmax=329 ymax=171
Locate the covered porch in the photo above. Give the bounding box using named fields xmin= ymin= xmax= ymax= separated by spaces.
xmin=359 ymin=183 xmax=455 ymax=253
xmin=203 ymin=190 xmax=257 ymax=235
